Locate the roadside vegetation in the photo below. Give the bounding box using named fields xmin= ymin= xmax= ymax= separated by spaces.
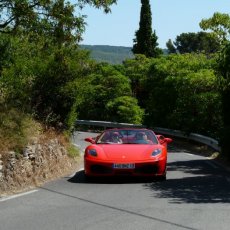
xmin=0 ymin=108 xmax=41 ymax=154
xmin=0 ymin=1 xmax=230 ymax=162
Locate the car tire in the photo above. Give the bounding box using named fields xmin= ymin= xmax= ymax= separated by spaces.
xmin=157 ymin=166 xmax=167 ymax=181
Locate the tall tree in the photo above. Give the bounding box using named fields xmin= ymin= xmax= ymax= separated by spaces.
xmin=132 ymin=0 xmax=161 ymax=58
xmin=200 ymin=12 xmax=230 ymax=45
xmin=0 ymin=0 xmax=117 ymax=44
xmin=0 ymin=0 xmax=118 ymax=130
xmin=167 ymin=32 xmax=220 ymax=55
xmin=166 ymin=39 xmax=176 ymax=54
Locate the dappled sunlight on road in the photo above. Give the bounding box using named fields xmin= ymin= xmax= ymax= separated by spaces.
xmin=144 ymin=159 xmax=230 ymax=204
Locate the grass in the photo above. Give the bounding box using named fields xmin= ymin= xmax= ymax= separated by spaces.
xmin=0 ymin=106 xmax=80 ymax=195
xmin=0 ymin=106 xmax=79 ymax=158
xmin=0 ymin=107 xmax=42 ymax=154
xmin=66 ymin=143 xmax=80 ymax=158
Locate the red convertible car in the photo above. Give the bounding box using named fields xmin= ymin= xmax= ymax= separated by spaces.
xmin=84 ymin=128 xmax=172 ymax=181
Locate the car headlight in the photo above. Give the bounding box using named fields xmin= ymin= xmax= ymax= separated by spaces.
xmin=151 ymin=149 xmax=162 ymax=157
xmin=88 ymin=149 xmax=97 ymax=157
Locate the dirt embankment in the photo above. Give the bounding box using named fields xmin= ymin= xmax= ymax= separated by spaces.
xmin=0 ymin=134 xmax=80 ymax=196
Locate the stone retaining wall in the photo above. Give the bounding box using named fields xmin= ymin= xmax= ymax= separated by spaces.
xmin=0 ymin=154 xmax=3 ymax=182
xmin=0 ymin=138 xmax=77 ymax=196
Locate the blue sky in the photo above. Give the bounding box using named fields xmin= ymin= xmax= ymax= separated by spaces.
xmin=75 ymin=0 xmax=230 ymax=48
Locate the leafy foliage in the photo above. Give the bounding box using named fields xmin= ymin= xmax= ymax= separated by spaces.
xmin=106 ymin=96 xmax=144 ymax=124
xmin=217 ymin=42 xmax=230 ymax=158
xmin=0 ymin=1 xmax=229 ymax=161
xmin=0 ymin=0 xmax=118 ymax=137
xmin=166 ymin=39 xmax=176 ymax=54
xmin=140 ymin=54 xmax=222 ymax=137
xmin=167 ymin=32 xmax=221 ymax=55
xmin=75 ymin=63 xmax=144 ymax=123
xmin=200 ymin=12 xmax=230 ymax=45
xmin=123 ymin=54 xmax=151 ymax=106
xmin=0 ymin=34 xmax=43 ymax=110
xmin=30 ymin=44 xmax=94 ymax=130
xmin=0 ymin=0 xmax=117 ymax=43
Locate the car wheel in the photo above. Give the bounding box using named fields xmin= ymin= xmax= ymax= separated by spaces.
xmin=157 ymin=166 xmax=167 ymax=181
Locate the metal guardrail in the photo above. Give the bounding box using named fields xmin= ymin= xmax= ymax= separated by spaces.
xmin=153 ymin=127 xmax=220 ymax=152
xmin=76 ymin=120 xmax=145 ymax=128
xmin=75 ymin=120 xmax=220 ymax=151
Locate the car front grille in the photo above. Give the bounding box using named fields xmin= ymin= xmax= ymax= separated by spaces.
xmin=135 ymin=164 xmax=158 ymax=174
xmin=90 ymin=165 xmax=113 ymax=174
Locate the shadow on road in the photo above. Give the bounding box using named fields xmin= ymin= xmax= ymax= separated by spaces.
xmin=68 ymin=158 xmax=230 ymax=204
xmin=144 ymin=159 xmax=230 ymax=204
xmin=67 ymin=170 xmax=158 ymax=184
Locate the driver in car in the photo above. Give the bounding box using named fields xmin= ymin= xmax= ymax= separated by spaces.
xmin=110 ymin=132 xmax=123 ymax=143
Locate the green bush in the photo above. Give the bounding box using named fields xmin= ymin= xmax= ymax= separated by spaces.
xmin=106 ymin=96 xmax=144 ymax=124
xmin=143 ymin=53 xmax=222 ymax=137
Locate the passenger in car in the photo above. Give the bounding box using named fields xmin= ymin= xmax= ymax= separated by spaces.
xmin=100 ymin=131 xmax=122 ymax=143
xmin=135 ymin=132 xmax=152 ymax=144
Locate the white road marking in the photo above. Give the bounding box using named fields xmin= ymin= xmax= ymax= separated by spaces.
xmin=186 ymin=153 xmax=195 ymax=156
xmin=0 ymin=189 xmax=38 ymax=202
xmin=186 ymin=153 xmax=220 ymax=168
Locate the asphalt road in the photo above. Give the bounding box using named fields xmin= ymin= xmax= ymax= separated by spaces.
xmin=1 ymin=131 xmax=230 ymax=230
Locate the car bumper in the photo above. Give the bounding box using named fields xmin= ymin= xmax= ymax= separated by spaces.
xmin=84 ymin=158 xmax=166 ymax=177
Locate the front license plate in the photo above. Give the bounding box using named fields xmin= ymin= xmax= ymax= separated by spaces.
xmin=113 ymin=163 xmax=135 ymax=169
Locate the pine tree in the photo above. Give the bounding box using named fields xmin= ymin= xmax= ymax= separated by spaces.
xmin=132 ymin=0 xmax=161 ymax=58
xmin=166 ymin=39 xmax=177 ymax=54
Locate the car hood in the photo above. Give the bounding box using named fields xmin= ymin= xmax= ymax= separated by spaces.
xmin=99 ymin=144 xmax=160 ymax=160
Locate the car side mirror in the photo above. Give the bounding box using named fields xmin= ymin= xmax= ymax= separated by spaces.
xmin=157 ymin=135 xmax=172 ymax=144
xmin=164 ymin=137 xmax=173 ymax=143
xmin=84 ymin=137 xmax=96 ymax=144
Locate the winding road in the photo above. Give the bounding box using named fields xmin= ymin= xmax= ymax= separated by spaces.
xmin=1 ymin=131 xmax=230 ymax=230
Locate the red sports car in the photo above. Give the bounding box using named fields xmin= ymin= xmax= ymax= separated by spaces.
xmin=84 ymin=128 xmax=172 ymax=180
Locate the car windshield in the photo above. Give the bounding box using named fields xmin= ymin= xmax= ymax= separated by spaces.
xmin=97 ymin=129 xmax=158 ymax=144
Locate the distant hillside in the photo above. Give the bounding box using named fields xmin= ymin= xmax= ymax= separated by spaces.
xmin=80 ymin=45 xmax=134 ymax=64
